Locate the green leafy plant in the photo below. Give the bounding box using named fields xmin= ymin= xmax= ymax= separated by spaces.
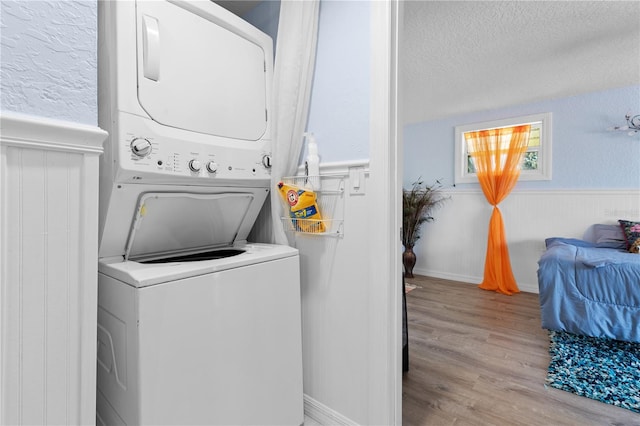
xmin=402 ymin=178 xmax=449 ymax=248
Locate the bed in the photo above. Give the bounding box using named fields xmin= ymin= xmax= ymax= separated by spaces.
xmin=537 ymin=221 xmax=640 ymax=343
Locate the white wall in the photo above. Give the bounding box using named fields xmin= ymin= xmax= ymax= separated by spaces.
xmin=411 ymin=189 xmax=640 ymax=293
xmin=295 ymin=169 xmax=372 ymax=424
xmin=1 ymin=114 xmax=106 ymax=425
xmin=0 ymin=0 xmax=98 ymax=125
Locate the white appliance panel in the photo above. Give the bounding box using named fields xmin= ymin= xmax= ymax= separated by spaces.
xmin=98 ymin=184 xmax=269 ymax=259
xmin=96 ymin=248 xmax=304 ymax=426
xmin=99 ymin=243 xmax=297 ymax=288
xmin=110 ymin=112 xmax=273 ymax=184
xmin=136 ymin=1 xmax=268 ymax=141
xmin=125 ymin=192 xmax=254 ymax=260
xmin=98 ymin=0 xmax=273 ymax=188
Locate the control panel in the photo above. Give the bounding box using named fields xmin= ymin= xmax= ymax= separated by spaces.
xmin=113 ymin=113 xmax=272 ymax=184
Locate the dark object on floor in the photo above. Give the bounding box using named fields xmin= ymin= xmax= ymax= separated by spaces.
xmin=402 ymin=275 xmax=408 ymax=373
xmin=546 ymin=330 xmax=640 ymax=414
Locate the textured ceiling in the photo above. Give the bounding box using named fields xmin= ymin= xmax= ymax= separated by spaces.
xmin=402 ymin=1 xmax=640 ymax=124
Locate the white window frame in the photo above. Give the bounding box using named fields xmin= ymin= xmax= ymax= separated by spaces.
xmin=454 ymin=112 xmax=552 ymax=184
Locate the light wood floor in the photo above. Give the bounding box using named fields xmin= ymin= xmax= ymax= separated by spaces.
xmin=402 ymin=275 xmax=640 ymax=426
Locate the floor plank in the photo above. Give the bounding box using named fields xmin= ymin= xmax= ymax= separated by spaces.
xmin=402 ymin=275 xmax=640 ymax=426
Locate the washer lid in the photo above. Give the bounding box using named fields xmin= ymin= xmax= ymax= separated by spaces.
xmin=125 ymin=192 xmax=255 ymax=261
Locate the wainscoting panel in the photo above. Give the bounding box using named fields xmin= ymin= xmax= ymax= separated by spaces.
xmin=271 ymin=161 xmax=374 ymax=425
xmin=411 ymin=189 xmax=640 ymax=294
xmin=1 ymin=113 xmax=106 ymax=425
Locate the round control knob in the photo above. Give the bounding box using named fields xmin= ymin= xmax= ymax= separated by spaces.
xmin=188 ymin=159 xmax=202 ymax=173
xmin=262 ymin=154 xmax=272 ymax=169
xmin=130 ymin=138 xmax=152 ymax=157
xmin=206 ymin=161 xmax=218 ymax=173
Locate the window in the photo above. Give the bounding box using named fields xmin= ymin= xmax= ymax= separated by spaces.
xmin=454 ymin=112 xmax=552 ymax=184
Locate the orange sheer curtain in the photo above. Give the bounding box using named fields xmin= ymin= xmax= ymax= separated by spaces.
xmin=464 ymin=125 xmax=531 ymax=295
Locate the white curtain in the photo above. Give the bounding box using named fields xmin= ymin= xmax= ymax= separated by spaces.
xmin=269 ymin=0 xmax=320 ymax=245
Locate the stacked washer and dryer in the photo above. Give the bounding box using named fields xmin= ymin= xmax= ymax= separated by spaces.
xmin=96 ymin=1 xmax=303 ymax=425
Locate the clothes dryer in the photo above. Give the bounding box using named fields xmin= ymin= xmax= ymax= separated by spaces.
xmin=96 ymin=1 xmax=303 ymax=424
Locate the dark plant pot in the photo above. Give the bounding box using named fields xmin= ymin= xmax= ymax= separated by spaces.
xmin=403 ymin=246 xmax=416 ymax=278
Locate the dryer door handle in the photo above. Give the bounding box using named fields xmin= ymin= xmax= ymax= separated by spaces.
xmin=142 ymin=15 xmax=160 ymax=81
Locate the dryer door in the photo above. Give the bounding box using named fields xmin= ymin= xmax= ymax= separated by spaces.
xmin=135 ymin=0 xmax=270 ymax=141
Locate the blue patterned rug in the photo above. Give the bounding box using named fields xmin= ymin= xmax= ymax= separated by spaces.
xmin=546 ymin=330 xmax=640 ymax=413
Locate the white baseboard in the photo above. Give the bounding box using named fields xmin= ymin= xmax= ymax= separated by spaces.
xmin=304 ymin=394 xmax=358 ymax=426
xmin=411 ymin=268 xmax=481 ymax=286
xmin=412 ymin=268 xmax=539 ymax=294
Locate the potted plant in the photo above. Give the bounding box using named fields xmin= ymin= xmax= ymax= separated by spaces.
xmin=402 ymin=179 xmax=449 ymax=278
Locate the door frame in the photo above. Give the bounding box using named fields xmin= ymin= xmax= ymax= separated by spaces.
xmin=368 ymin=1 xmax=402 ymax=424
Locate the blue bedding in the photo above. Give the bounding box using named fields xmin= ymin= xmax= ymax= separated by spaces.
xmin=537 ymin=238 xmax=640 ymax=343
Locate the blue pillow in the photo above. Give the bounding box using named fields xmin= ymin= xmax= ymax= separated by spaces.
xmin=592 ymin=224 xmax=627 ymax=249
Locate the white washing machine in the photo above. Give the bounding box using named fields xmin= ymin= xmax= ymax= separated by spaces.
xmin=96 ymin=1 xmax=303 ymax=425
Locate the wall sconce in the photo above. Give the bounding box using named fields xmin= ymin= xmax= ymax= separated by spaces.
xmin=608 ymin=114 xmax=640 ymax=136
